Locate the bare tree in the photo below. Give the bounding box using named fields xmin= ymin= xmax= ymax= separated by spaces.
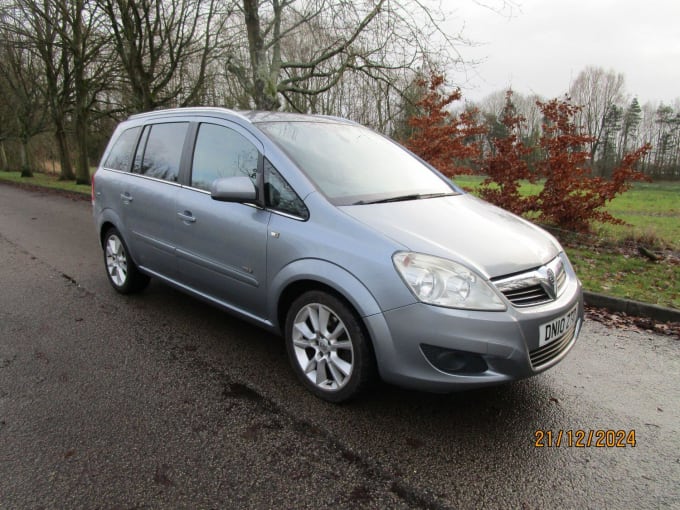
xmin=232 ymin=0 xmax=460 ymax=111
xmin=57 ymin=0 xmax=113 ymax=184
xmin=266 ymin=8 xmax=425 ymax=131
xmin=6 ymin=0 xmax=118 ymax=184
xmin=569 ymin=66 xmax=626 ymax=172
xmin=4 ymin=0 xmax=77 ymax=180
xmin=0 ymin=25 xmax=48 ymax=177
xmin=99 ymin=0 xmax=227 ymax=112
xmin=0 ymin=0 xmax=500 ymax=183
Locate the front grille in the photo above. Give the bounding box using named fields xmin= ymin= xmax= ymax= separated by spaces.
xmin=502 ymin=284 xmax=551 ymax=306
xmin=529 ymin=321 xmax=577 ymax=369
xmin=493 ymin=254 xmax=568 ymax=308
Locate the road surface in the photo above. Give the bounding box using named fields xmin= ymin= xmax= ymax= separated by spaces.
xmin=0 ymin=183 xmax=678 ymax=509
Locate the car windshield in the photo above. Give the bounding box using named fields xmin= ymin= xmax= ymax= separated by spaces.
xmin=256 ymin=121 xmax=457 ymax=205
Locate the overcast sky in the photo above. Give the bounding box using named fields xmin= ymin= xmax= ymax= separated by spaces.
xmin=445 ymin=0 xmax=680 ymax=105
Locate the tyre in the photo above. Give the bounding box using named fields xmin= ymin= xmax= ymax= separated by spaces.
xmin=285 ymin=290 xmax=375 ymax=403
xmin=102 ymin=227 xmax=149 ymax=294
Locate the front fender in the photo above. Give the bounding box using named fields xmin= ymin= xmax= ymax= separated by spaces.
xmin=269 ymin=258 xmax=383 ymax=326
xmin=269 ymin=258 xmax=409 ymax=382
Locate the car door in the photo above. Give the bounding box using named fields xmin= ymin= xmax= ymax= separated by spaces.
xmin=174 ymin=121 xmax=271 ymax=320
xmin=118 ymin=121 xmax=189 ymax=279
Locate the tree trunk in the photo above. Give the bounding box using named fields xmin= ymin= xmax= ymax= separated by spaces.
xmin=74 ymin=107 xmax=90 ymax=185
xmin=20 ymin=138 xmax=33 ymax=177
xmin=72 ymin=7 xmax=91 ymax=186
xmin=243 ymin=0 xmax=280 ymax=110
xmin=55 ymin=120 xmax=75 ymax=180
xmin=0 ymin=142 xmax=8 ymax=171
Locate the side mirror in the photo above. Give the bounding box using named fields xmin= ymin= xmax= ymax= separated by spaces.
xmin=210 ymin=176 xmax=257 ymax=203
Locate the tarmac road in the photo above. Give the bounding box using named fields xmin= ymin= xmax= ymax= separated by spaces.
xmin=0 ymin=183 xmax=678 ymax=509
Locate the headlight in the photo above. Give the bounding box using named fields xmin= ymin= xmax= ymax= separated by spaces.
xmin=393 ymin=252 xmax=506 ymax=311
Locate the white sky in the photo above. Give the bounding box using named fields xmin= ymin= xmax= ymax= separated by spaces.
xmin=444 ymin=0 xmax=680 ymax=105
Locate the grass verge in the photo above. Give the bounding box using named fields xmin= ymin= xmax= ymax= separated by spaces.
xmin=569 ymin=247 xmax=679 ymax=309
xmin=0 ymin=171 xmax=91 ymax=195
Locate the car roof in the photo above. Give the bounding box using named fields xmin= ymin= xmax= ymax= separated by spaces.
xmin=241 ymin=111 xmax=356 ymax=125
xmin=127 ymin=107 xmax=356 ymax=126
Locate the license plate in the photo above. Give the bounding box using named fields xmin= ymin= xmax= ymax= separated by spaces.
xmin=539 ymin=304 xmax=578 ymax=347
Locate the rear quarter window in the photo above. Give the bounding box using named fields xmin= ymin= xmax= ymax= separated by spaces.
xmin=103 ymin=126 xmax=141 ymax=171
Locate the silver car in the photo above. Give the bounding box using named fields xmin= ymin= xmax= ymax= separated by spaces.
xmin=93 ymin=107 xmax=583 ymax=402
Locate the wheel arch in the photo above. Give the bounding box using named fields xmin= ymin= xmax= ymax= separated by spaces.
xmin=99 ymin=220 xmax=117 ymax=248
xmin=271 ymin=259 xmax=383 ymax=337
xmin=97 ymin=208 xmax=125 ymax=248
xmin=278 ymin=280 xmax=347 ymax=333
xmin=270 ymin=261 xmax=403 ymax=385
xmin=97 ymin=212 xmax=143 ymax=271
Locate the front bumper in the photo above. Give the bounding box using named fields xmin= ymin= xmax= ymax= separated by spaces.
xmin=365 ymin=278 xmax=583 ymax=392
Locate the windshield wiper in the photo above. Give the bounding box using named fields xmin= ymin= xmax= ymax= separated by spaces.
xmin=353 ymin=192 xmax=455 ymax=205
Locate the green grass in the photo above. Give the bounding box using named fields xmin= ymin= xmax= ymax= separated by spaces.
xmin=591 ymin=181 xmax=680 ymax=248
xmin=568 ymin=247 xmax=679 ymax=309
xmin=0 ymin=170 xmax=91 ymax=195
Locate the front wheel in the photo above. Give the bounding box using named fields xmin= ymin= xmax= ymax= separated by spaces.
xmin=103 ymin=227 xmax=149 ymax=294
xmin=285 ymin=291 xmax=375 ymax=403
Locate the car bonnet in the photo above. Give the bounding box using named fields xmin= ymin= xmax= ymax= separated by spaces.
xmin=340 ymin=194 xmax=560 ymax=279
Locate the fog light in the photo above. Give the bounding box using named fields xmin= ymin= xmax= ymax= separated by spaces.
xmin=420 ymin=344 xmax=488 ymax=374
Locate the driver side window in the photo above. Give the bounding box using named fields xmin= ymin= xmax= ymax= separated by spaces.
xmin=191 ymin=123 xmax=259 ymax=191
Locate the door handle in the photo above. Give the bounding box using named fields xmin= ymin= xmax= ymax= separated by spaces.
xmin=120 ymin=192 xmax=133 ymax=203
xmin=177 ymin=211 xmax=196 ymax=223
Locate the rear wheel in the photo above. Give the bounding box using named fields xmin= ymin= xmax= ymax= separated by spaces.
xmin=103 ymin=227 xmax=149 ymax=294
xmin=285 ymin=291 xmax=375 ymax=402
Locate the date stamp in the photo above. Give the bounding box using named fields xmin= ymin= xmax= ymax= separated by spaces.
xmin=534 ymin=429 xmax=636 ymax=448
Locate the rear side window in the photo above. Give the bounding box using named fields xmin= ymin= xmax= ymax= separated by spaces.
xmin=191 ymin=123 xmax=259 ymax=191
xmin=134 ymin=122 xmax=188 ymax=182
xmin=103 ymin=127 xmax=140 ymax=171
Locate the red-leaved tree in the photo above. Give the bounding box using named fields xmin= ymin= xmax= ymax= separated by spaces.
xmin=403 ymin=79 xmax=650 ymax=233
xmin=535 ymin=97 xmax=651 ymax=232
xmin=478 ymin=91 xmax=536 ymax=215
xmin=404 ymin=73 xmax=485 ymax=177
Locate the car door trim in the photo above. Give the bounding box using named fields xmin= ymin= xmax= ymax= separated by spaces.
xmin=175 ymin=247 xmax=260 ymax=287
